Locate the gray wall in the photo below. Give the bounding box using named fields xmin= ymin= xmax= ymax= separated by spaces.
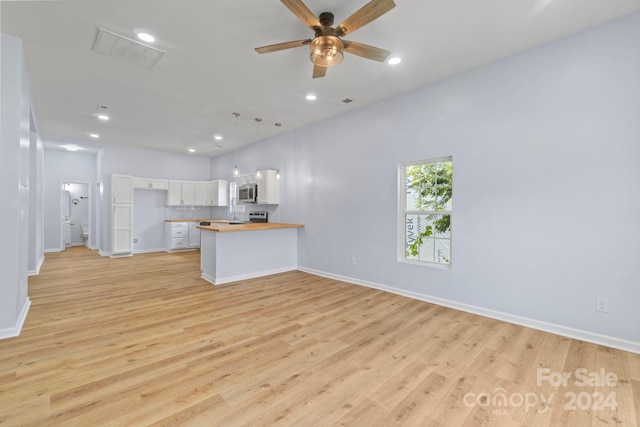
xmin=27 ymin=113 xmax=45 ymax=274
xmin=211 ymin=13 xmax=640 ymax=346
xmin=98 ymin=143 xmax=212 ymax=254
xmin=43 ymin=149 xmax=97 ymax=251
xmin=0 ymin=34 xmax=38 ymax=337
xmin=42 ymin=141 xmax=214 ymax=254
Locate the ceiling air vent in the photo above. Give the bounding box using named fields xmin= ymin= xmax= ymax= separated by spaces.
xmin=92 ymin=27 xmax=164 ymax=69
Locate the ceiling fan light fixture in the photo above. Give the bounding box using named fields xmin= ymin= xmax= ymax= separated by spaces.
xmin=310 ymin=36 xmax=343 ymax=67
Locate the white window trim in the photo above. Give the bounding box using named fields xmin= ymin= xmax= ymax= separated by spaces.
xmin=397 ymin=156 xmax=453 ymax=269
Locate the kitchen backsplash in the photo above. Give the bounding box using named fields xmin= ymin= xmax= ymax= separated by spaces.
xmin=166 ymin=205 xmax=281 ymax=221
xmin=165 ymin=206 xmax=214 ymax=219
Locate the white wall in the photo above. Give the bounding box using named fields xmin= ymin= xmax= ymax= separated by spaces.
xmin=211 ymin=13 xmax=640 ymax=348
xmin=43 ymin=149 xmax=97 ymax=251
xmin=42 ymin=141 xmax=214 ymax=254
xmin=133 ymin=189 xmax=168 ymax=252
xmin=99 ymin=144 xmax=212 ymax=254
xmin=0 ymin=34 xmax=35 ymax=337
xmin=27 ymin=114 xmax=44 ymax=274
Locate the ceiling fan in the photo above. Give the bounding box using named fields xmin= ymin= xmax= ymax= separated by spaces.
xmin=255 ymin=0 xmax=396 ymax=78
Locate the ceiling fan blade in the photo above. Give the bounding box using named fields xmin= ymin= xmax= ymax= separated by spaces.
xmin=335 ymin=0 xmax=396 ymax=37
xmin=255 ymin=39 xmax=312 ymax=54
xmin=313 ymin=64 xmax=327 ymax=79
xmin=281 ymin=0 xmax=322 ymax=31
xmin=343 ymin=40 xmax=391 ymax=62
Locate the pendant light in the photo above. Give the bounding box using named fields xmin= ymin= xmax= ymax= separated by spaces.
xmin=255 ymin=118 xmax=262 ymax=179
xmin=232 ymin=112 xmax=240 ymax=178
xmin=275 ymin=122 xmax=282 ymax=179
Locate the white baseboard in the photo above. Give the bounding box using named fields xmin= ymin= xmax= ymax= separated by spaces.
xmin=0 ymin=298 xmax=31 ymax=340
xmin=202 ymin=266 xmax=297 ymax=286
xmin=298 ymin=267 xmax=640 ymax=355
xmin=44 ymin=248 xmax=62 ymax=253
xmin=28 ymin=255 xmax=45 ymax=276
xmin=164 ymin=248 xmax=199 ymax=254
xmin=133 ymin=248 xmax=167 ymax=254
xmin=109 ymin=253 xmax=133 ymax=258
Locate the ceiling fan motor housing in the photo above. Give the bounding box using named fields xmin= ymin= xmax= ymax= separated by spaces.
xmin=319 ymin=12 xmax=335 ymax=27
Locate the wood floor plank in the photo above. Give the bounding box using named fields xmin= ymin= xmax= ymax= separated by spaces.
xmin=1 ymin=247 xmax=639 ymax=426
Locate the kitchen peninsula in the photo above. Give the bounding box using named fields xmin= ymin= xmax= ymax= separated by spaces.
xmin=197 ymin=222 xmax=304 ymax=285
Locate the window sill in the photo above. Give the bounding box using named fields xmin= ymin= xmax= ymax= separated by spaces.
xmin=398 ymin=258 xmax=451 ymax=270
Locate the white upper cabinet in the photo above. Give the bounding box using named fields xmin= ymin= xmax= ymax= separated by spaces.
xmin=182 ymin=182 xmax=195 ymax=205
xmin=168 ymin=181 xmax=182 ymax=205
xmin=133 ymin=177 xmax=169 ymax=190
xmin=112 ymin=174 xmax=134 ymax=204
xmin=194 ymin=182 xmax=209 ymax=205
xmin=168 ymin=180 xmax=195 ymax=206
xmin=172 ymin=180 xmax=229 ymax=206
xmin=237 ymin=173 xmax=257 ymax=186
xmin=208 ymin=180 xmax=228 ymax=206
xmin=257 ymin=169 xmax=280 ymax=205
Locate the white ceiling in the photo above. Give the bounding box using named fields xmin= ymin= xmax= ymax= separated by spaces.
xmin=2 ymin=0 xmax=639 ymax=157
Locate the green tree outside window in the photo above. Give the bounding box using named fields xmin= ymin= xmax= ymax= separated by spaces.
xmin=405 ymin=160 xmax=452 ymax=262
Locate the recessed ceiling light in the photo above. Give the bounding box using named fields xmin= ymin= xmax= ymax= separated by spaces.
xmin=306 ymin=94 xmax=317 ymax=101
xmin=388 ymin=57 xmax=401 ymax=65
xmin=188 ymin=148 xmax=196 ymax=153
xmin=97 ymin=114 xmax=110 ymax=121
xmin=136 ymin=32 xmax=155 ymax=43
xmin=89 ymin=133 xmax=100 ymax=139
xmin=64 ymin=145 xmax=80 ymax=152
xmin=214 ymin=135 xmax=223 ymax=140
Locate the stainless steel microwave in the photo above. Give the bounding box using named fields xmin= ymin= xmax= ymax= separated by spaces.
xmin=237 ymin=183 xmax=257 ymax=203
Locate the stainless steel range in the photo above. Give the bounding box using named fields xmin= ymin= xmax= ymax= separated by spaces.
xmin=248 ymin=211 xmax=268 ymax=223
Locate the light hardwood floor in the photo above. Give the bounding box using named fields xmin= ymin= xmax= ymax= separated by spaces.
xmin=1 ymin=247 xmax=639 ymax=426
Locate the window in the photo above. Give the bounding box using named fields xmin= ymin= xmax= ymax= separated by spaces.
xmin=398 ymin=157 xmax=452 ymax=267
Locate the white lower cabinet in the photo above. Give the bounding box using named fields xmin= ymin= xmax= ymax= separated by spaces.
xmin=111 ymin=174 xmax=134 ymax=256
xmin=165 ymin=222 xmax=190 ymax=251
xmin=112 ymin=204 xmax=133 ymax=255
xmin=188 ymin=222 xmax=201 ymax=247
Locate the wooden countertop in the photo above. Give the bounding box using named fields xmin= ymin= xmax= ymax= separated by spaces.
xmin=165 ymin=219 xmax=228 ymax=223
xmin=197 ymin=222 xmax=304 ymax=233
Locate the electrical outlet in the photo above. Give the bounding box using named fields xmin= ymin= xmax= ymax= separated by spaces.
xmin=133 ymin=238 xmax=139 ymax=243
xmin=596 ymin=297 xmax=609 ymax=313
xmin=350 ymin=257 xmax=357 ymax=266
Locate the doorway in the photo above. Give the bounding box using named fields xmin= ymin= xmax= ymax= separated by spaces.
xmin=61 ymin=182 xmax=91 ymax=249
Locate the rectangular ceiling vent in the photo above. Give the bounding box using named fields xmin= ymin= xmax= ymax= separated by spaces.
xmin=92 ymin=27 xmax=164 ymax=69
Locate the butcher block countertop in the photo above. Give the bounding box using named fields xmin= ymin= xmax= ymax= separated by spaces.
xmin=197 ymin=222 xmax=304 ymax=233
xmin=165 ymin=219 xmax=225 ymax=223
